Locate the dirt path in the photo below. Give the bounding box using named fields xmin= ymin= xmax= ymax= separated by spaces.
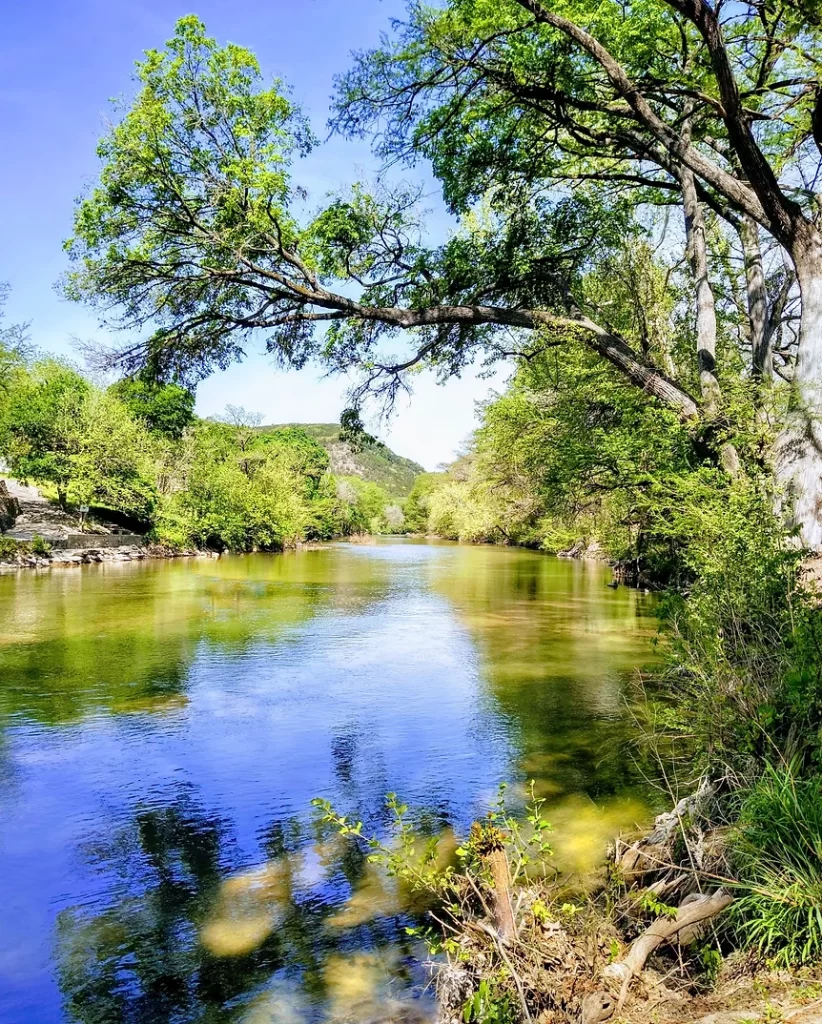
xmin=2 ymin=478 xmax=125 ymax=540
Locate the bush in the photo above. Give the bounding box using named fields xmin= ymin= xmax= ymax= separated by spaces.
xmin=0 ymin=536 xmax=22 ymax=561
xmin=0 ymin=535 xmax=51 ymax=562
xmin=30 ymin=534 xmax=51 ymax=556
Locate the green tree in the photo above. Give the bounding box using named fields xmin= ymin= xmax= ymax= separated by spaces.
xmin=62 ymin=11 xmax=822 ymax=547
xmin=61 ymin=20 xmax=698 ymax=470
xmin=0 ymin=359 xmax=90 ymax=506
xmin=403 ymin=473 xmax=445 ymax=534
xmin=67 ymin=390 xmax=158 ymax=518
xmin=110 ymin=378 xmax=195 ymax=439
xmin=0 ymin=284 xmax=31 ymax=399
xmin=155 ymin=419 xmax=317 ymax=551
xmin=259 ymin=426 xmax=330 ymax=487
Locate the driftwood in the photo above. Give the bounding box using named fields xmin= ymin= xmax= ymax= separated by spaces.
xmin=615 ymin=777 xmax=717 ymax=897
xmin=581 ymin=890 xmax=733 ymax=1024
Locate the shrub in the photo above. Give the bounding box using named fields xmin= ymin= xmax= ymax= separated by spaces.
xmin=0 ymin=536 xmax=22 ymax=561
xmin=30 ymin=534 xmax=51 ymax=556
xmin=0 ymin=536 xmax=51 ymax=562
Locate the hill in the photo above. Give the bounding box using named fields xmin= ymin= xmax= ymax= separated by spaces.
xmin=262 ymin=423 xmax=425 ymax=498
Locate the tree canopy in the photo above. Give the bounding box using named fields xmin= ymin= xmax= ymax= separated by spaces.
xmin=61 ymin=7 xmax=822 ymax=545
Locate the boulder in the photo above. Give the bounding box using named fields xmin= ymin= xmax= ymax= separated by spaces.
xmin=0 ymin=480 xmax=21 ymax=531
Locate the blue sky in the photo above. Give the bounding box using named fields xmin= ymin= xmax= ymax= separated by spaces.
xmin=0 ymin=0 xmax=504 ymax=469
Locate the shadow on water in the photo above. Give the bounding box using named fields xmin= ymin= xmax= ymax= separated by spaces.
xmin=0 ymin=541 xmax=659 ymax=1023
xmin=54 ymin=794 xmax=432 ymax=1024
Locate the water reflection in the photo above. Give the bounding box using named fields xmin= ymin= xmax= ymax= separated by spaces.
xmin=0 ymin=541 xmax=657 ymax=1023
xmin=53 ymin=796 xmax=432 ymax=1024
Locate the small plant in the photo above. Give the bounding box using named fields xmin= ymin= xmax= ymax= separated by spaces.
xmin=462 ymin=977 xmax=516 ymax=1024
xmin=30 ymin=534 xmax=51 ymax=557
xmin=634 ymin=889 xmax=678 ymax=920
xmin=697 ymin=943 xmax=723 ymax=986
xmin=312 ymin=781 xmax=555 ymax=1006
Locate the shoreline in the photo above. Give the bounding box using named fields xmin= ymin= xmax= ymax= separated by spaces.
xmin=0 ymin=542 xmax=202 ymax=572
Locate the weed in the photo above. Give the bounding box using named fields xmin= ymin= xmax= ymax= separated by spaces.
xmin=30 ymin=534 xmax=51 ymax=556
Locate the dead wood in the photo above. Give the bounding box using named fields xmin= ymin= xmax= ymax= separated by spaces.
xmin=487 ymin=847 xmax=516 ymax=945
xmin=581 ymin=891 xmax=733 ymax=1023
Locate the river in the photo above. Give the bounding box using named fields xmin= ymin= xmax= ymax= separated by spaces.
xmin=0 ymin=540 xmax=657 ymax=1024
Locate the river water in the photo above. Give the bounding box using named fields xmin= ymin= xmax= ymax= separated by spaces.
xmin=0 ymin=540 xmax=657 ymax=1024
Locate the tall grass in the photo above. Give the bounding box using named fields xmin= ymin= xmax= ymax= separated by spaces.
xmin=730 ymin=763 xmax=822 ymax=966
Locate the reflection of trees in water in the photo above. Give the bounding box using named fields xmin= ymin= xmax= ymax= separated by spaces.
xmin=0 ymin=551 xmax=394 ymax=725
xmin=431 ymin=548 xmax=658 ymax=802
xmin=55 ymin=791 xmax=429 ymax=1024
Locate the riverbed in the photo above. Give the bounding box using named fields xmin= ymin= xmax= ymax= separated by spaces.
xmin=0 ymin=540 xmax=657 ymax=1024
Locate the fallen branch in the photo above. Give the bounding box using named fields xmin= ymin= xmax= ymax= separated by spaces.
xmin=581 ymin=890 xmax=733 ymax=1024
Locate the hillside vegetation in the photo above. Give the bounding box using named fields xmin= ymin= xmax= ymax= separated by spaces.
xmin=0 ymin=334 xmax=410 ymax=553
xmin=262 ymin=423 xmax=424 ymax=498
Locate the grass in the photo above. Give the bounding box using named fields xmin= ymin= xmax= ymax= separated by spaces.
xmin=730 ymin=762 xmax=822 ymax=966
xmin=0 ymin=534 xmax=52 ymax=562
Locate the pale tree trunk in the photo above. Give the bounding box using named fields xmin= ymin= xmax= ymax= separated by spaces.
xmin=680 ymin=168 xmax=722 ymax=415
xmin=776 ymin=255 xmax=822 ymax=551
xmin=679 ymin=166 xmax=741 ymax=475
xmin=740 ymin=215 xmax=770 ymax=381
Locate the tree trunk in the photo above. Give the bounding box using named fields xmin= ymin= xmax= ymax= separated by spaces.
xmin=680 ymin=168 xmax=721 ymax=415
xmin=740 ymin=215 xmax=770 ymax=380
xmin=680 ymin=166 xmax=740 ymax=474
xmin=776 ymin=258 xmax=822 ymax=550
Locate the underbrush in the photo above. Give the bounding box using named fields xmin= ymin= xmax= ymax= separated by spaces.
xmin=314 ymin=777 xmax=822 ymax=1023
xmin=0 ymin=533 xmax=51 ymax=562
xmin=635 ymin=479 xmax=822 ymax=974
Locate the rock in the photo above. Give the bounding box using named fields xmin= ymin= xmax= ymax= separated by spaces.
xmin=0 ymin=480 xmax=21 ymax=531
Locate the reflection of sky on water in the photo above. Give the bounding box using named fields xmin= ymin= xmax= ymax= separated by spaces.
xmin=0 ymin=541 xmax=657 ymax=1023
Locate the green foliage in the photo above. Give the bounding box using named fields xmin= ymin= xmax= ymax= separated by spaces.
xmin=0 ymin=535 xmax=51 ymax=562
xmin=30 ymin=534 xmax=52 ymax=557
xmin=0 ymin=359 xmax=90 ymax=505
xmin=314 ymin=781 xmax=553 ymax=914
xmin=634 ymin=889 xmax=678 ymax=920
xmin=64 ymin=16 xmax=314 ymax=381
xmin=0 ymin=536 xmax=24 ymax=561
xmin=67 ymin=390 xmax=158 ymax=518
xmin=153 ymin=419 xmax=313 ymax=551
xmin=0 ymin=284 xmax=32 ymax=398
xmin=462 ymin=978 xmax=517 ymax=1024
xmin=0 ymin=341 xmax=404 ymax=549
xmin=152 ymin=414 xmax=400 ymax=551
xmin=403 ymin=472 xmax=444 ymax=533
xmin=314 ymin=783 xmax=553 ymax=1017
xmin=258 ymin=422 xmax=424 ymax=498
xmin=650 ymin=479 xmax=822 ymax=771
xmin=110 ymin=378 xmax=195 ymax=439
xmin=257 ymin=427 xmax=330 ymax=491
xmin=0 ymin=359 xmax=157 ymax=517
xmin=730 ymin=764 xmax=822 ymax=966
xmin=338 ymin=407 xmax=384 ymax=452
xmin=415 ymin=333 xmax=709 ymax=559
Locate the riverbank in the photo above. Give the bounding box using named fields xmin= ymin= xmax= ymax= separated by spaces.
xmin=0 ymin=540 xmax=201 ymax=571
xmin=338 ymin=782 xmax=822 ymax=1024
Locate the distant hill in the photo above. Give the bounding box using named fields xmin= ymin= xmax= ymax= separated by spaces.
xmin=262 ymin=423 xmax=425 ymax=498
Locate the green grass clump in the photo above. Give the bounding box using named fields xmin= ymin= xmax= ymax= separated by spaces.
xmin=30 ymin=534 xmax=51 ymax=556
xmin=730 ymin=763 xmax=822 ymax=966
xmin=0 ymin=534 xmax=52 ymax=561
xmin=0 ymin=536 xmax=21 ymax=560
